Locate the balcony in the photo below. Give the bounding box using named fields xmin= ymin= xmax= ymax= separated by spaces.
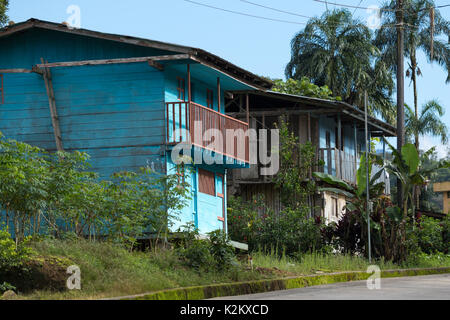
xmin=166 ymin=101 xmax=249 ymax=163
xmin=318 ymin=147 xmax=390 ymax=194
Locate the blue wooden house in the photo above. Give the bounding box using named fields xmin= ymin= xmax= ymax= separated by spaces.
xmin=0 ymin=19 xmax=271 ymax=235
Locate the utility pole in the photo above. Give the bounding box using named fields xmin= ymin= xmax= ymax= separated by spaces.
xmin=365 ymin=91 xmax=372 ymax=263
xmin=396 ymin=0 xmax=405 ymax=207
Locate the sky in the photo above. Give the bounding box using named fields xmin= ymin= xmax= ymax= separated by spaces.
xmin=7 ymin=0 xmax=450 ymax=158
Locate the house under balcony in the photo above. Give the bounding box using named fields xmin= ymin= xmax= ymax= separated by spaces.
xmin=226 ymin=90 xmax=396 ymax=224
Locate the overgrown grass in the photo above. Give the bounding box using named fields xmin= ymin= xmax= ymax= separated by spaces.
xmin=24 ymin=238 xmax=264 ymax=300
xmin=19 ymin=239 xmax=450 ymax=300
xmin=252 ymin=249 xmax=450 ymax=274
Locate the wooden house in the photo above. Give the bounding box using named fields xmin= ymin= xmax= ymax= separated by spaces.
xmin=225 ymin=90 xmax=396 ymax=224
xmin=0 ymin=19 xmax=271 ymax=235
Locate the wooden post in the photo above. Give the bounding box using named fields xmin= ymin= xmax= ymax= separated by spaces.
xmin=187 ymin=64 xmax=191 ymax=103
xmin=40 ymin=58 xmax=63 ymax=152
xmin=337 ymin=115 xmax=342 ymax=179
xmin=217 ymin=77 xmax=221 ymax=113
xmin=246 ymin=93 xmax=250 ymax=125
xmin=187 ymin=64 xmax=191 ymax=142
xmin=308 ymin=112 xmax=312 ymax=142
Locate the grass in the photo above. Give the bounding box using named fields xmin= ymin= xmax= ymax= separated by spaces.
xmin=24 ymin=238 xmax=265 ymax=300
xmin=252 ymin=249 xmax=450 ymax=274
xmin=16 ymin=239 xmax=450 ymax=300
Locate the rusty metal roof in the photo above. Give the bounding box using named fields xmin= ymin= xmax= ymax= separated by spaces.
xmin=0 ymin=18 xmax=273 ymax=90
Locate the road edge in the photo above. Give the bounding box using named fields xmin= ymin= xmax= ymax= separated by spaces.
xmin=104 ymin=267 xmax=450 ymax=300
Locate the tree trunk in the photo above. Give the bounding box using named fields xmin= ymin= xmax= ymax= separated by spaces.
xmin=411 ymin=53 xmax=419 ymax=150
xmin=411 ymin=52 xmax=421 ymax=219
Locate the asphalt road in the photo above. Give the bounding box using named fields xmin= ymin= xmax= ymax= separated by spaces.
xmin=212 ymin=274 xmax=450 ymax=300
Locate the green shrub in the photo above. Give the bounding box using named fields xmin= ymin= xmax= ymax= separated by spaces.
xmin=175 ymin=226 xmax=236 ymax=272
xmin=416 ymin=216 xmax=444 ymax=254
xmin=207 ymin=230 xmax=236 ymax=271
xmin=0 ymin=228 xmax=33 ymax=272
xmin=0 ymin=282 xmax=16 ymax=294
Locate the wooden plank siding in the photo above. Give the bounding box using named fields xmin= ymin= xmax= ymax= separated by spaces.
xmin=0 ymin=62 xmax=166 ymax=178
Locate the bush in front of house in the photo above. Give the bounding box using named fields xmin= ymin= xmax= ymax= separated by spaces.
xmin=175 ymin=224 xmax=236 ymax=272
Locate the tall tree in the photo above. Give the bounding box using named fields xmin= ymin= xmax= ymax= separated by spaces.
xmin=375 ymin=0 xmax=450 ymax=137
xmin=405 ymin=99 xmax=448 ymax=150
xmin=285 ymin=9 xmax=396 ymax=123
xmin=0 ymin=0 xmax=9 ymax=27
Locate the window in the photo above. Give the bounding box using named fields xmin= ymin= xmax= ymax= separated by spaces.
xmin=332 ymin=197 xmax=338 ymax=217
xmin=325 ymin=131 xmax=331 ymax=148
xmin=0 ymin=74 xmax=4 ymax=104
xmin=206 ymin=89 xmax=214 ymax=109
xmin=447 ymin=191 xmax=450 ymax=199
xmin=198 ymin=169 xmax=215 ymax=196
xmin=177 ymin=77 xmax=185 ymax=101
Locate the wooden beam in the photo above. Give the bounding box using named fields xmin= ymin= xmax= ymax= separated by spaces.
xmin=0 ymin=68 xmax=34 ymax=73
xmin=35 ymin=54 xmax=190 ymax=69
xmin=341 ymin=109 xmax=396 ymax=137
xmin=228 ymin=109 xmax=338 ymax=118
xmin=246 ymin=93 xmax=250 ymax=125
xmin=147 ymin=60 xmax=164 ymax=71
xmin=40 ymin=58 xmax=64 ymax=152
xmin=217 ymin=77 xmax=221 ymax=113
xmin=187 ymin=64 xmax=191 ymax=102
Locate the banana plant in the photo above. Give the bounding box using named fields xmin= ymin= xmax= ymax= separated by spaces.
xmin=384 ymin=141 xmax=449 ymax=223
xmin=313 ymin=153 xmax=387 ymax=258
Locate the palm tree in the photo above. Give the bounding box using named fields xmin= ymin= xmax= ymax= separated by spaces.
xmin=285 ymin=9 xmax=395 ymax=123
xmin=0 ymin=0 xmax=9 ymax=27
xmin=375 ymin=0 xmax=450 ymax=134
xmin=405 ymin=100 xmax=448 ymax=150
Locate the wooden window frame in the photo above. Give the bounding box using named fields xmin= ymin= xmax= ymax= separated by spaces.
xmin=331 ymin=197 xmax=338 ymax=217
xmin=206 ymin=89 xmax=214 ymax=109
xmin=325 ymin=131 xmax=331 ymax=149
xmin=0 ymin=74 xmax=4 ymax=104
xmin=177 ymin=77 xmax=185 ymax=101
xmin=198 ymin=169 xmax=215 ymax=196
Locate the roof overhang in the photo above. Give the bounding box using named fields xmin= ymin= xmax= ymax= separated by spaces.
xmin=230 ymin=90 xmax=397 ymax=137
xmin=0 ymin=18 xmax=273 ymax=90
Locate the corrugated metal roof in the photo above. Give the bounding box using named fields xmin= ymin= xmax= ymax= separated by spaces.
xmin=0 ymin=18 xmax=273 ymax=90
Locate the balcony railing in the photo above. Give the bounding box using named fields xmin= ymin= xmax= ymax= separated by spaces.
xmin=166 ymin=101 xmax=249 ymax=163
xmin=318 ymin=147 xmax=390 ymax=194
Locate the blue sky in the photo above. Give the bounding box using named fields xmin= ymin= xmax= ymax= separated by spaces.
xmin=8 ymin=0 xmax=450 ymax=158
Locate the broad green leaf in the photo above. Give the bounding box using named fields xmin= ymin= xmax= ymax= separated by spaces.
xmin=401 ymin=144 xmax=419 ymax=175
xmin=386 ymin=206 xmax=402 ymax=223
xmin=317 ymin=187 xmax=355 ymax=198
xmin=312 ymin=172 xmax=354 ymax=192
xmin=356 ymin=154 xmax=369 ymax=197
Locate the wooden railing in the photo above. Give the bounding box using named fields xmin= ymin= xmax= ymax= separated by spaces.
xmin=318 ymin=147 xmax=390 ymax=194
xmin=166 ymin=101 xmax=249 ymax=163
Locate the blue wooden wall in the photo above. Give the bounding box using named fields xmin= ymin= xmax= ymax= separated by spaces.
xmin=0 ymin=27 xmax=250 ymax=235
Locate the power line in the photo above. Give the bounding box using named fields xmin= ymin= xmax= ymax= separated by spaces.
xmin=183 ymin=0 xmax=307 ymax=25
xmin=313 ymin=0 xmax=397 ymax=11
xmin=240 ymin=0 xmax=313 ymax=19
xmin=183 ymin=0 xmax=414 ymax=29
xmin=353 ymin=0 xmax=365 ymax=16
xmin=313 ymin=0 xmax=450 ymax=12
